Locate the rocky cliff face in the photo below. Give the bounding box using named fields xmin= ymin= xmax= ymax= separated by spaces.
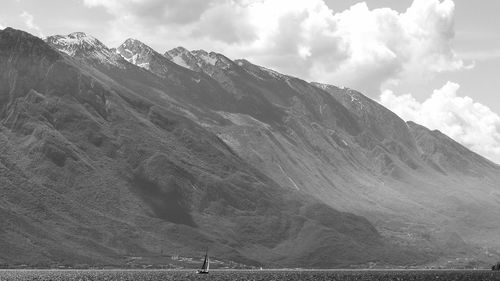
xmin=0 ymin=27 xmax=499 ymax=268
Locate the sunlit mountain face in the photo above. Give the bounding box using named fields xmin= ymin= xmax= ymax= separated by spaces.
xmin=0 ymin=27 xmax=499 ymax=268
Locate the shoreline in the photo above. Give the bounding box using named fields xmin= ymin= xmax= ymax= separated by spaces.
xmin=0 ymin=268 xmax=494 ymax=272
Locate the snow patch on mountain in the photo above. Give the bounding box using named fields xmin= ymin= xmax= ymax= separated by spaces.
xmin=171 ymin=55 xmax=190 ymax=69
xmin=46 ymin=32 xmax=124 ymax=68
xmin=166 ymin=47 xmax=202 ymax=72
xmin=52 ymin=32 xmax=100 ymax=53
xmin=197 ymin=51 xmax=217 ymax=66
xmin=115 ymin=38 xmax=158 ymax=70
xmin=138 ymin=62 xmax=150 ymax=69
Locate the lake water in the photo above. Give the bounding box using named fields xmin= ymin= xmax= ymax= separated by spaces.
xmin=0 ymin=269 xmax=499 ymax=281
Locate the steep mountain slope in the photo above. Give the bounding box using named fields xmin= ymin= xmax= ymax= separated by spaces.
xmin=162 ymin=48 xmax=500 ymax=266
xmin=317 ymin=85 xmax=500 ymax=261
xmin=408 ymin=121 xmax=499 ymax=176
xmin=406 ymin=121 xmax=500 ymax=252
xmin=0 ymin=27 xmax=415 ymax=268
xmin=116 ymin=38 xmax=179 ymax=77
xmin=77 ymin=37 xmax=500 ymax=266
xmin=2 ymin=27 xmax=499 ymax=268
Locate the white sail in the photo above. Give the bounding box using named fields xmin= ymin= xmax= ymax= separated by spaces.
xmin=197 ymin=251 xmax=209 ymax=274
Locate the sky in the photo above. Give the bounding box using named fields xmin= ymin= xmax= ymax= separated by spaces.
xmin=1 ymin=0 xmax=500 ymax=163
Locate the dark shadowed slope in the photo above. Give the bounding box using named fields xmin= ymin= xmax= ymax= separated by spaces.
xmin=0 ymin=27 xmax=412 ymax=268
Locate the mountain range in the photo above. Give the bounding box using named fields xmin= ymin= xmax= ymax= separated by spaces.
xmin=0 ymin=27 xmax=499 ymax=268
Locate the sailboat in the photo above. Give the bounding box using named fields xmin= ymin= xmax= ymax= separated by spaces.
xmin=196 ymin=251 xmax=209 ymax=274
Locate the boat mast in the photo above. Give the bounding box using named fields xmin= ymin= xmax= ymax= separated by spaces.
xmin=201 ymin=250 xmax=208 ymax=271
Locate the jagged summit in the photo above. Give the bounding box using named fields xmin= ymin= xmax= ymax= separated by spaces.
xmin=68 ymin=31 xmax=89 ymax=39
xmin=165 ymin=47 xmax=236 ymax=76
xmin=45 ymin=32 xmax=123 ymax=67
xmin=166 ymin=46 xmax=202 ymax=71
xmin=115 ymin=38 xmax=179 ymax=75
xmin=192 ymin=49 xmax=234 ymax=70
xmin=167 ymin=46 xmax=191 ymax=55
xmin=116 ymin=38 xmax=157 ymax=69
xmin=46 ymin=32 xmax=104 ymax=55
xmin=119 ymin=38 xmax=152 ymax=52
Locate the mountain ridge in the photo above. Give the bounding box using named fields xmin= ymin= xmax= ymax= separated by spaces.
xmin=0 ymin=27 xmax=499 ymax=268
xmin=41 ymin=28 xmax=500 ymax=266
xmin=0 ymin=27 xmax=423 ymax=268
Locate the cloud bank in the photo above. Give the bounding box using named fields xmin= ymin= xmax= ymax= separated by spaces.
xmin=380 ymin=82 xmax=500 ymax=163
xmin=83 ymin=0 xmax=465 ymax=95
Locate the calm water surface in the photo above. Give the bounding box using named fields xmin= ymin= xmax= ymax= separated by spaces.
xmin=0 ymin=269 xmax=499 ymax=281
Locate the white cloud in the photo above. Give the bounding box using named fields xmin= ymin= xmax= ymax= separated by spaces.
xmin=83 ymin=0 xmax=465 ymax=95
xmin=324 ymin=0 xmax=465 ymax=93
xmin=458 ymin=49 xmax=500 ymax=61
xmin=20 ymin=11 xmax=43 ymax=37
xmin=380 ymin=82 xmax=500 ymax=163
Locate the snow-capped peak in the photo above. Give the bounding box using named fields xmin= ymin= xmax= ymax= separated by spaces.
xmin=46 ymin=32 xmax=104 ymax=55
xmin=116 ymin=38 xmax=161 ymax=70
xmin=45 ymin=32 xmax=124 ymax=67
xmin=165 ymin=47 xmax=235 ymax=74
xmin=119 ymin=38 xmax=152 ymax=52
xmin=191 ymin=50 xmax=218 ymax=66
xmin=115 ymin=38 xmax=179 ymax=75
xmin=191 ymin=50 xmax=233 ymax=70
xmin=68 ymin=32 xmax=90 ymax=40
xmin=165 ymin=47 xmax=202 ymax=72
